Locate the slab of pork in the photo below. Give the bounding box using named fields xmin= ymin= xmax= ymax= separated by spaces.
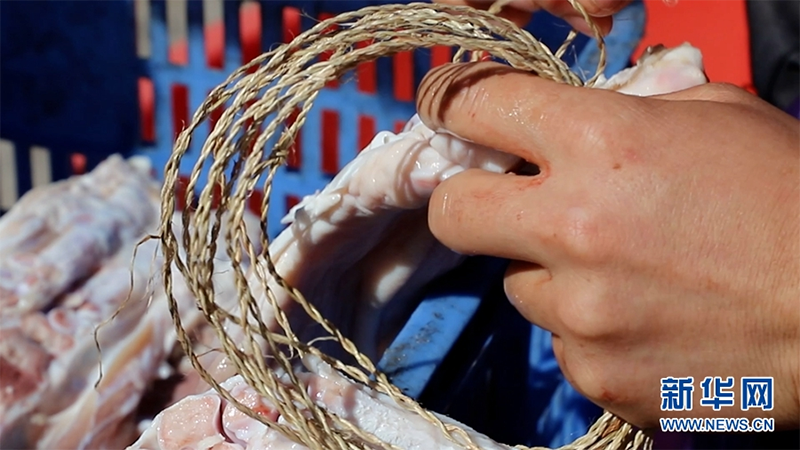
xmin=0 ymin=157 xmax=255 ymax=449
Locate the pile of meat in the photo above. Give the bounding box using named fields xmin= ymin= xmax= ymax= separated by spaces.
xmin=0 ymin=43 xmax=708 ymax=449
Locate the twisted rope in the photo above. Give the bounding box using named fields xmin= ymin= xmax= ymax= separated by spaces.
xmin=155 ymin=1 xmax=647 ymax=449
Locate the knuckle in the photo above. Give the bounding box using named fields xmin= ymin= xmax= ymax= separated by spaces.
xmin=557 ymin=285 xmax=617 ymax=340
xmin=553 ymin=206 xmax=613 ymax=264
xmin=428 ymin=170 xmax=479 ymax=250
xmin=503 ymin=263 xmax=553 ymax=322
xmin=503 ymin=265 xmax=526 ymax=297
xmin=427 ymin=180 xmax=458 ymax=240
xmin=567 ymin=358 xmax=619 ymax=406
xmin=553 ymin=340 xmax=611 ymax=405
xmin=575 ymin=116 xmax=618 ymax=153
xmin=701 ymin=82 xmax=746 ymax=103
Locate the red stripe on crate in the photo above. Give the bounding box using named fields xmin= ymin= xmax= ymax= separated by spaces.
xmin=358 ymin=115 xmax=375 ymax=152
xmin=138 ymin=77 xmax=155 ymax=143
xmin=240 ymin=1 xmax=262 ymax=66
xmin=393 ymin=51 xmax=414 ymax=102
xmin=394 ymin=121 xmax=405 ymax=134
xmin=318 ymin=12 xmax=338 ymax=89
xmin=321 ymin=110 xmax=339 ymax=175
xmin=205 ymin=20 xmax=225 ymax=69
xmin=209 ymin=90 xmax=223 ymax=133
xmin=283 ymin=6 xmax=301 ymax=44
xmin=356 ymin=41 xmax=376 ymax=94
xmin=176 ymin=175 xmax=190 ymax=211
xmin=168 ymin=40 xmax=189 ymax=66
xmin=431 ymin=46 xmax=451 ymax=68
xmin=166 ymin=0 xmax=188 ymax=65
xmin=171 ymin=84 xmax=189 ymax=142
xmin=286 ymin=108 xmax=302 ymax=170
xmin=286 ymin=194 xmax=300 ymax=213
xmin=248 ymin=189 xmax=264 ymax=215
xmin=71 ymin=153 xmax=86 ymax=175
xmin=211 ymin=183 xmax=222 ymax=209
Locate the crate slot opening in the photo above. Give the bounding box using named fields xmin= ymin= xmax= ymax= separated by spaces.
xmin=247 ymin=188 xmax=264 ymax=216
xmin=356 ymin=40 xmax=377 ymax=94
xmin=139 ymin=77 xmax=156 ymax=144
xmin=71 ymin=153 xmax=87 ymax=175
xmin=318 ymin=12 xmax=340 ymax=90
xmin=321 ymin=110 xmax=340 ymax=176
xmin=203 ymin=0 xmax=225 ymax=69
xmin=29 ymin=146 xmax=52 ymax=189
xmin=0 ymin=139 xmax=18 ymax=211
xmin=134 ymin=0 xmax=151 ymax=60
xmin=286 ymin=194 xmax=300 ymax=213
xmin=166 ymin=0 xmax=189 ymax=66
xmin=431 ymin=45 xmax=452 ymax=69
xmin=241 ymin=0 xmax=262 ymax=66
xmin=286 ymin=107 xmax=302 ymax=171
xmin=358 ymin=115 xmax=376 ymax=153
xmin=171 ymin=83 xmax=190 ymax=142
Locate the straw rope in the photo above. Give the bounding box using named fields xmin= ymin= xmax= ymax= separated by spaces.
xmin=154 ymin=1 xmax=650 ymax=449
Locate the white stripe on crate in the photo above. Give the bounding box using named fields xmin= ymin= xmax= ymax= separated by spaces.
xmin=29 ymin=146 xmax=52 ymax=188
xmin=167 ymin=0 xmax=188 ymax=64
xmin=135 ymin=0 xmax=151 ymax=59
xmin=204 ymin=0 xmax=225 ymax=69
xmin=203 ymin=0 xmax=223 ymax=28
xmin=0 ymin=139 xmax=18 ymax=210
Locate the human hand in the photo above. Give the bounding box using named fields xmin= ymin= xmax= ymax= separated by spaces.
xmin=416 ymin=62 xmax=800 ymax=429
xmin=432 ymin=0 xmax=633 ymax=35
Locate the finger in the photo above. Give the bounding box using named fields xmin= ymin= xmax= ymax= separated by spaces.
xmin=436 ymin=0 xmax=629 ymax=17
xmin=530 ymin=0 xmax=616 ymax=35
xmin=543 ymin=0 xmax=631 ymax=17
xmin=433 ymin=0 xmax=620 ymax=34
xmin=433 ymin=0 xmax=540 ymax=13
xmin=563 ymin=14 xmax=613 ymax=36
xmin=428 ymin=168 xmax=562 ymax=264
xmin=652 ymin=83 xmax=759 ymax=106
xmin=433 ymin=0 xmax=535 ymax=26
xmin=504 ymin=260 xmax=563 ymax=333
xmin=416 ymin=61 xmax=623 ymax=167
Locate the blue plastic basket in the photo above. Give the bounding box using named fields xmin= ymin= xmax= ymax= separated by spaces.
xmin=0 ymin=1 xmax=644 ymax=447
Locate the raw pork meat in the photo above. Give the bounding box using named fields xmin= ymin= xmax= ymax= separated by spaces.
xmin=129 ymin=355 xmax=514 ymax=450
xmin=0 ymin=156 xmax=166 ymax=448
xmin=0 ymin=156 xmax=258 ymax=449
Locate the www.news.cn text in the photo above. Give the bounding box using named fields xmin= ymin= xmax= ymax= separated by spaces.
xmin=660 ymin=417 xmax=775 ymax=433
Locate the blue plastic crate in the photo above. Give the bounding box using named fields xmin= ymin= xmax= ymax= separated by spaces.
xmin=0 ymin=1 xmax=644 ymax=447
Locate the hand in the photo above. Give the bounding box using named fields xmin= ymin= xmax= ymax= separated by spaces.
xmin=416 ymin=62 xmax=800 ymax=429
xmin=432 ymin=0 xmax=634 ymax=35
